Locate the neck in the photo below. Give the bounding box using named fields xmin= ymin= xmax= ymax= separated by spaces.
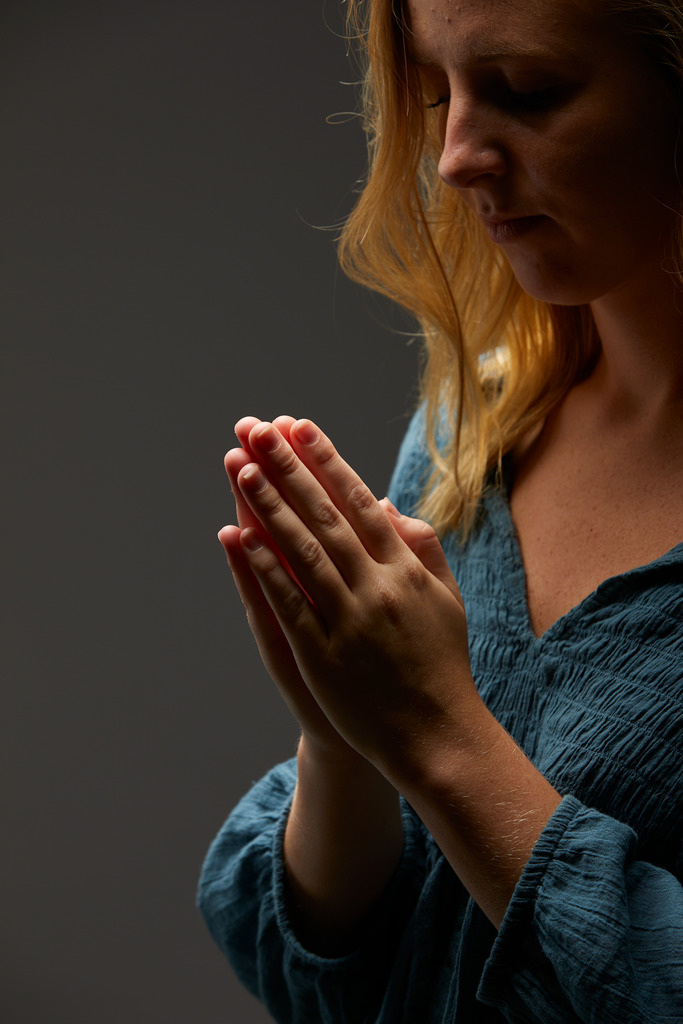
xmin=587 ymin=264 xmax=683 ymax=418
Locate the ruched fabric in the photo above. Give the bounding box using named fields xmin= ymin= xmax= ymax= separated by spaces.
xmin=198 ymin=407 xmax=683 ymax=1023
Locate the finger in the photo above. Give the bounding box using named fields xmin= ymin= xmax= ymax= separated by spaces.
xmin=379 ymin=497 xmax=402 ymax=520
xmin=272 ymin=415 xmax=297 ymax=444
xmin=237 ymin=460 xmax=351 ymax=616
xmin=378 ymin=497 xmax=464 ymax=605
xmin=242 ymin=424 xmax=378 ymax=592
xmin=250 ymin=420 xmax=405 ymax=566
xmin=229 ymin=416 xmax=295 ymax=527
xmin=225 ymin=447 xmax=259 ymax=529
xmin=235 ymin=415 xmax=297 ymax=455
xmin=219 ymin=525 xmax=285 ymax=640
xmin=238 ymin=526 xmax=327 ymax=647
xmin=229 ymin=416 xmax=264 ymax=531
xmin=234 ymin=416 xmax=263 ymax=459
xmin=230 ymin=418 xmax=297 ymax=523
xmin=288 ymin=419 xmax=405 ymax=562
xmin=219 ymin=526 xmax=327 ymax=722
xmin=226 ymin=448 xmax=306 ymax=592
xmin=386 ymin=514 xmax=463 ymax=605
xmin=219 ymin=525 xmax=297 ymax=664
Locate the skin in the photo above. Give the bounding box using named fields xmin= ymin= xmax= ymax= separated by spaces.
xmin=222 ymin=416 xmax=560 ymax=937
xmin=410 ymin=0 xmax=680 ymax=307
xmin=408 ymin=0 xmax=683 ymax=634
xmin=218 ymin=0 xmax=683 ymax=947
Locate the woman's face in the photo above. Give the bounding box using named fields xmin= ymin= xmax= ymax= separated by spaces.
xmin=406 ymin=0 xmax=680 ymax=307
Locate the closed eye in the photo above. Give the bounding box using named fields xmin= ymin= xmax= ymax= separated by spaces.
xmin=498 ymin=83 xmax=570 ymax=113
xmin=426 ymin=95 xmax=449 ymax=110
xmin=424 ymin=81 xmax=578 ymax=116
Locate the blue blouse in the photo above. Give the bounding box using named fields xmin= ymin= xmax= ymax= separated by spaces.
xmin=198 ymin=407 xmax=683 ymax=1023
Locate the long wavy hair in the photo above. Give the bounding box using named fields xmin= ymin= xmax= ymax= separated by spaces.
xmin=338 ymin=0 xmax=683 ymax=537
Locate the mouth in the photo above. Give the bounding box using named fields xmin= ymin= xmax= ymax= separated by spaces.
xmin=480 ymin=214 xmax=547 ymax=245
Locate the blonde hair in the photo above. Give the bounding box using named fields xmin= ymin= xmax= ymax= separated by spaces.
xmin=338 ymin=0 xmax=683 ymax=537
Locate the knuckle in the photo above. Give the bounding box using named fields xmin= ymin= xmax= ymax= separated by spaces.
xmin=278 ymin=586 xmax=310 ymax=625
xmin=417 ymin=520 xmax=438 ymax=543
xmin=276 ymin=444 xmax=300 ymax=475
xmin=311 ymin=498 xmax=342 ymax=532
xmin=362 ymin=561 xmax=428 ymax=628
xmin=255 ymin=487 xmax=283 ymax=516
xmin=314 ymin=437 xmax=337 ymax=468
xmin=373 ymin=578 xmax=405 ymax=626
xmin=400 ymin=558 xmax=429 ymax=591
xmin=297 ymin=535 xmax=325 ymax=570
xmin=347 ymin=480 xmax=376 ymax=516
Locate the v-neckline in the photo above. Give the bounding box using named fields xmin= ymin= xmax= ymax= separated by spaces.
xmin=487 ymin=477 xmax=683 ymax=643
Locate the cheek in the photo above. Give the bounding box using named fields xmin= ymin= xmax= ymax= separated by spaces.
xmin=546 ymin=115 xmax=677 ymax=235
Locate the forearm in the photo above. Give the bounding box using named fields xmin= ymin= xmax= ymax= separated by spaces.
xmin=283 ymin=734 xmax=404 ymax=956
xmin=388 ymin=697 xmax=562 ymax=929
xmin=231 ymin=419 xmax=560 ymax=931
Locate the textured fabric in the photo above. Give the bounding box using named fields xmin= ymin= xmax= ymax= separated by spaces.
xmin=198 ymin=406 xmax=683 ymax=1023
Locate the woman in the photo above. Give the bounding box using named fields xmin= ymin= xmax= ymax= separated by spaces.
xmin=198 ymin=0 xmax=683 ymax=1020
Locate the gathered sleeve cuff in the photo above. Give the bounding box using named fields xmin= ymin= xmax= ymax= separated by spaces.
xmin=478 ymin=795 xmax=683 ymax=1024
xmin=197 ymin=760 xmax=427 ymax=1024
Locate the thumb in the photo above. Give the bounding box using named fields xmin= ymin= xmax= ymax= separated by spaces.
xmin=379 ymin=498 xmax=462 ymax=602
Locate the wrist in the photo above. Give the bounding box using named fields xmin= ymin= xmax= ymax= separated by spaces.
xmin=285 ymin=732 xmax=403 ymax=954
xmin=297 ymin=730 xmax=397 ymax=794
xmin=374 ymin=675 xmax=490 ymax=792
xmin=292 ymin=731 xmax=402 ymax=862
xmin=384 ymin=698 xmax=561 ymax=926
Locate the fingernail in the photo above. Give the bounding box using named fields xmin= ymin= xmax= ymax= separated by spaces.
xmin=383 ymin=498 xmax=401 ymax=518
xmin=241 ymin=529 xmax=263 ymax=552
xmin=295 ymin=419 xmax=319 ymax=445
xmin=241 ymin=464 xmax=267 ymax=490
xmin=254 ymin=423 xmax=279 ymax=452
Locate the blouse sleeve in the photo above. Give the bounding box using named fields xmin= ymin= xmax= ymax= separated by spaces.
xmin=478 ymin=796 xmax=683 ymax=1023
xmin=197 ymin=759 xmax=428 ymax=1024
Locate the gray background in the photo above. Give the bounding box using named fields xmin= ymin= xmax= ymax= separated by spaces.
xmin=3 ymin=2 xmax=418 ymax=1022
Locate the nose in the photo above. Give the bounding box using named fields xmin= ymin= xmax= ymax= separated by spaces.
xmin=437 ymin=100 xmax=507 ymax=191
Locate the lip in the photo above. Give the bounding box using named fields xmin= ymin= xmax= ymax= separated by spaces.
xmin=481 ymin=214 xmax=547 ymax=244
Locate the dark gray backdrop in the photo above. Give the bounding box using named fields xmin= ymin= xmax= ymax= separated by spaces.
xmin=3 ymin=2 xmax=418 ymax=1022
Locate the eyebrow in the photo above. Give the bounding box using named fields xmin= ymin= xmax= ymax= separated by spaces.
xmin=408 ymin=46 xmax=585 ymax=68
xmin=404 ymin=28 xmax=587 ymax=70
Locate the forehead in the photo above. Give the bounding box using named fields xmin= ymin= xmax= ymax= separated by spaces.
xmin=404 ymin=0 xmax=598 ymax=65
